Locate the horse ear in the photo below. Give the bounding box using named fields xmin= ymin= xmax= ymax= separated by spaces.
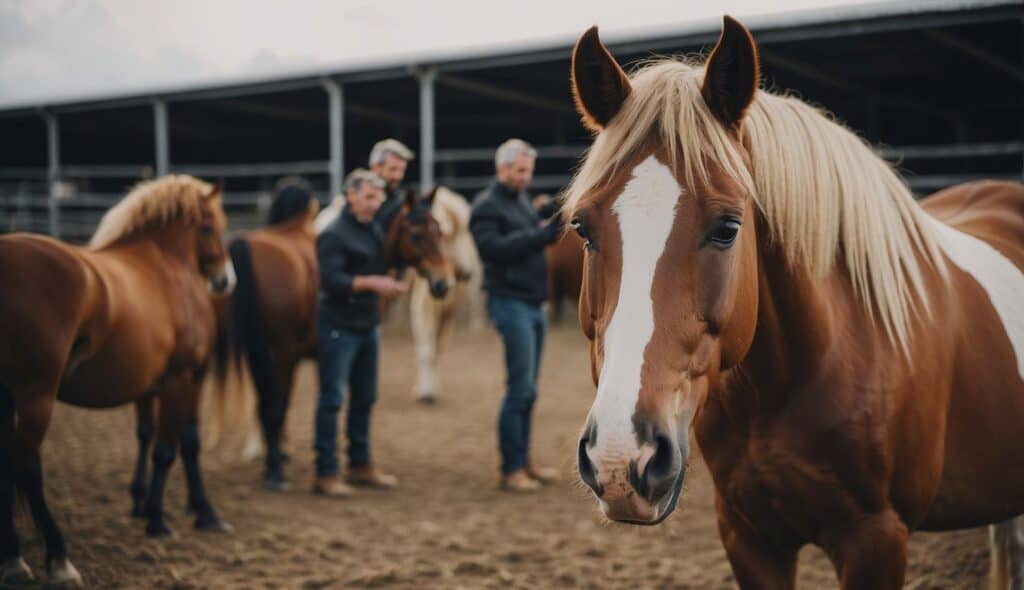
xmin=702 ymin=15 xmax=760 ymax=130
xmin=204 ymin=180 xmax=223 ymax=201
xmin=571 ymin=26 xmax=632 ymax=133
xmin=424 ymin=185 xmax=440 ymax=207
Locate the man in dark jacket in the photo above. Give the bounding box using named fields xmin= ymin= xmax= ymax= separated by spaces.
xmin=313 ymin=169 xmax=407 ymax=497
xmin=470 ymin=138 xmax=563 ymax=492
xmin=368 ymin=138 xmax=415 ymax=229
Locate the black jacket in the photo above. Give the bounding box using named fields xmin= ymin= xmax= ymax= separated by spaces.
xmin=317 ymin=209 xmax=387 ymax=332
xmin=470 ymin=181 xmax=561 ymax=304
xmin=375 ymin=187 xmax=403 ymax=231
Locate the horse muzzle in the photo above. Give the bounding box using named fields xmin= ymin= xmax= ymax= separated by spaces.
xmin=208 ymin=260 xmax=237 ymax=294
xmin=577 ymin=419 xmax=687 ymax=525
xmin=428 ymin=277 xmax=450 ymax=299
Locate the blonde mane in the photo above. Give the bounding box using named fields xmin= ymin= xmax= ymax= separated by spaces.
xmin=89 ymin=175 xmax=214 ymax=250
xmin=563 ymin=58 xmax=946 ymax=353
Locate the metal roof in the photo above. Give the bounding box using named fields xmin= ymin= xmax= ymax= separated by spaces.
xmin=0 ymin=0 xmax=1018 ymax=116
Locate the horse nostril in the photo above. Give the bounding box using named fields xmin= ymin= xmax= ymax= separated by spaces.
xmin=430 ymin=279 xmax=449 ymax=298
xmin=577 ymin=423 xmax=602 ymax=497
xmin=633 ymin=432 xmax=681 ymax=503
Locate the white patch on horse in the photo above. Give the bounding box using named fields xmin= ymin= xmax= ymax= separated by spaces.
xmin=589 ymin=156 xmax=681 ymax=452
xmin=929 ymin=217 xmax=1024 ymax=381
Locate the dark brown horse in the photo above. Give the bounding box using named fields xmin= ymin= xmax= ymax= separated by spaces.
xmin=211 ymin=186 xmax=453 ymax=491
xmin=0 ymin=175 xmax=234 ymax=589
xmin=566 ymin=18 xmax=1024 ymax=589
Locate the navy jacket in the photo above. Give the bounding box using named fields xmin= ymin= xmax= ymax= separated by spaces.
xmin=470 ymin=181 xmax=561 ymax=304
xmin=317 ymin=209 xmax=387 ymax=332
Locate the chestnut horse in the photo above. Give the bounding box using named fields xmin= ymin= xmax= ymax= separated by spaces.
xmin=566 ymin=18 xmax=1024 ymax=589
xmin=211 ymin=187 xmax=454 ymax=490
xmin=0 ymin=176 xmax=235 ymax=589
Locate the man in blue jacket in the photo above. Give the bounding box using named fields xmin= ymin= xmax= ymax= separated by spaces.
xmin=470 ymin=139 xmax=563 ymax=492
xmin=313 ymin=169 xmax=407 ymax=497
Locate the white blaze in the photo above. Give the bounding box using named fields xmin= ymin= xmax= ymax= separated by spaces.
xmin=929 ymin=217 xmax=1024 ymax=381
xmin=590 ymin=156 xmax=682 ymax=452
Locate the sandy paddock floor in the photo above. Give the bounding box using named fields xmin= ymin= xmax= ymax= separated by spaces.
xmin=19 ymin=322 xmax=989 ymax=589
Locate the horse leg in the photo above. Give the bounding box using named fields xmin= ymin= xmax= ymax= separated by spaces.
xmin=11 ymin=389 xmax=81 ymax=588
xmin=411 ymin=286 xmax=439 ymax=403
xmin=718 ymin=513 xmax=797 ymax=590
xmin=990 ymin=516 xmax=1024 ymax=590
xmin=130 ymin=396 xmax=154 ymax=518
xmin=143 ymin=376 xmax=191 ymax=538
xmin=179 ymin=385 xmax=232 ymax=533
xmin=259 ymin=355 xmax=296 ymax=492
xmin=821 ymin=510 xmax=908 ymax=590
xmin=0 ymin=382 xmax=35 ymax=587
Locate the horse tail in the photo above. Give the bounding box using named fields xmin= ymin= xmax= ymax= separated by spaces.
xmin=206 ymin=237 xmax=272 ymax=452
xmin=226 ymin=237 xmax=279 ymax=447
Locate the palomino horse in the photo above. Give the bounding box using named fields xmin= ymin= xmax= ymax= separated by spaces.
xmin=409 ymin=186 xmax=481 ymax=403
xmin=0 ymin=175 xmax=235 ymax=589
xmin=566 ymin=18 xmax=1024 ymax=589
xmin=212 ymin=187 xmax=454 ymax=490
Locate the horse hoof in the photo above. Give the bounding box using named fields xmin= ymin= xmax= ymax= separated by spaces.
xmin=145 ymin=521 xmax=175 ymax=538
xmin=44 ymin=559 xmax=82 ymax=590
xmin=195 ymin=518 xmax=234 ymax=534
xmin=0 ymin=557 xmax=35 ymax=587
xmin=263 ymin=478 xmax=291 ymax=492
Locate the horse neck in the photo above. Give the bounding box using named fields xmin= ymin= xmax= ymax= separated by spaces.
xmin=725 ymin=223 xmax=839 ymax=415
xmin=134 ymin=221 xmax=200 ymax=272
xmin=382 ymin=212 xmax=407 ymax=269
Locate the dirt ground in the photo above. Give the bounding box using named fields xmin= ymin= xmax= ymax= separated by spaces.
xmin=22 ymin=322 xmax=990 ymax=589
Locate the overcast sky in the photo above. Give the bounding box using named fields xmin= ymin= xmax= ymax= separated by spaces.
xmin=0 ymin=0 xmax=883 ymax=109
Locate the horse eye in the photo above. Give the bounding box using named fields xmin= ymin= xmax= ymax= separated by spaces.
xmin=571 ymin=218 xmax=597 ymax=251
xmin=706 ymin=217 xmax=741 ymax=249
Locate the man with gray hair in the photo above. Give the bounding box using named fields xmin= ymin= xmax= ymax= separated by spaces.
xmin=369 ymin=138 xmax=415 ymax=228
xmin=469 ymin=138 xmax=562 ymax=492
xmin=313 ymin=168 xmax=406 ymax=497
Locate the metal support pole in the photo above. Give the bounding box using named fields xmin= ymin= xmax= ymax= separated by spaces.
xmin=42 ymin=110 xmax=60 ymax=238
xmin=153 ymin=99 xmax=169 ymax=177
xmin=321 ymin=78 xmax=345 ymax=197
xmin=417 ymin=67 xmax=438 ymax=192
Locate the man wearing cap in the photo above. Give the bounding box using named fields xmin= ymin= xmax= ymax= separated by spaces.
xmin=470 ymin=138 xmax=563 ymax=492
xmin=313 ymin=168 xmax=407 ymax=497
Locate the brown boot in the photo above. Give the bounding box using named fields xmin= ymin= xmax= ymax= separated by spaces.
xmin=345 ymin=464 xmax=399 ymax=489
xmin=312 ymin=475 xmax=355 ymax=497
xmin=526 ymin=464 xmax=559 ymax=485
xmin=500 ymin=469 xmax=541 ymax=492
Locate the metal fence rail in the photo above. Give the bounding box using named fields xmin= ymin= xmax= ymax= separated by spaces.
xmin=0 ymin=191 xmax=325 ymax=244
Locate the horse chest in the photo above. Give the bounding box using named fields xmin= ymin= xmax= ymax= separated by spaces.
xmin=167 ymin=286 xmax=215 ymax=369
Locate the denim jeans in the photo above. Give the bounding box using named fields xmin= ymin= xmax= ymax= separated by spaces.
xmin=487 ymin=295 xmax=546 ymax=474
xmin=314 ymin=315 xmax=379 ymax=477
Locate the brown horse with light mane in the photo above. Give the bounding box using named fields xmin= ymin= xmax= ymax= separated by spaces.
xmin=566 ymin=17 xmax=1024 ymax=589
xmin=210 ymin=185 xmax=454 ymax=490
xmin=0 ymin=175 xmax=235 ymax=589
